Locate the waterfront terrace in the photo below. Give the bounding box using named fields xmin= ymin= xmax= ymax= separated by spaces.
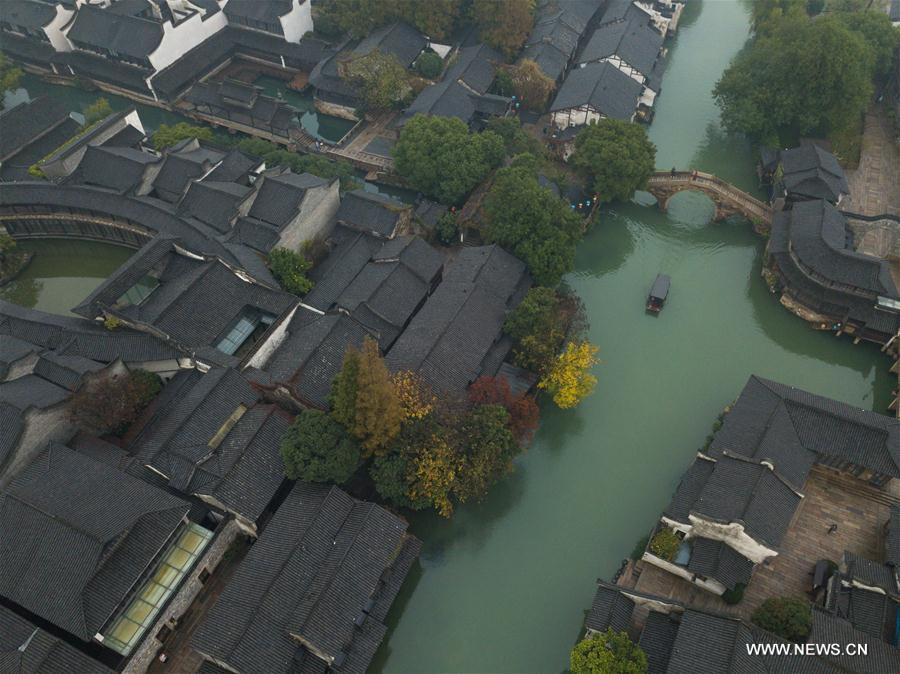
xmin=628 ymin=375 xmax=899 ymax=622
xmin=192 ymin=481 xmax=421 ymax=674
xmin=767 ymin=199 xmax=900 ymax=344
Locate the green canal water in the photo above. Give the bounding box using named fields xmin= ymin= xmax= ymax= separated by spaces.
xmin=1 ymin=239 xmax=132 ymax=316
xmin=373 ymin=2 xmax=893 ymax=673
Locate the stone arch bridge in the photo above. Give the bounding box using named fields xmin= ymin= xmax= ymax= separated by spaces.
xmin=645 ymin=171 xmax=773 ymax=229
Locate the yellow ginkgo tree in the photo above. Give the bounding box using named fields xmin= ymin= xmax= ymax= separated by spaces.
xmin=538 ymin=341 xmax=599 ymax=409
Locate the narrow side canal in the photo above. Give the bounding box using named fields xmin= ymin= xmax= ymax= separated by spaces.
xmin=373 ymin=2 xmax=893 ymax=672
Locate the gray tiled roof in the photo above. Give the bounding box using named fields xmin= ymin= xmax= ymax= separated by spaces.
xmin=335 ymin=189 xmax=407 ymax=238
xmin=223 ymin=0 xmax=292 ymax=24
xmin=0 ymin=444 xmax=189 ymax=640
xmin=0 ymin=0 xmax=57 ymax=31
xmin=74 ymin=238 xmax=295 ymax=351
xmin=808 ymin=607 xmax=900 ymax=673
xmin=0 ymin=402 xmax=24 ymax=475
xmin=403 ymin=42 xmax=509 ymax=124
xmin=709 ymin=375 xmax=900 ymax=483
xmin=585 ymin=583 xmax=635 ymax=633
xmin=779 ymin=145 xmax=849 ymax=203
xmin=32 ymin=351 xmax=104 ymax=391
xmin=888 ymin=506 xmax=900 ymax=568
xmin=638 ymin=610 xmax=679 ymax=674
xmin=691 ymin=453 xmax=802 ymax=549
xmin=66 ymin=4 xmax=163 ymax=60
xmin=666 ymin=609 xmax=842 ymax=674
xmin=247 ymin=170 xmax=328 ymax=229
xmin=354 ymin=21 xmax=427 ymax=67
xmin=71 ymin=144 xmax=160 ymax=194
xmin=0 ymin=298 xmax=179 ymax=363
xmin=0 ymin=96 xmax=70 ymax=161
xmin=178 ymin=180 xmax=251 ymax=233
xmin=550 ymin=60 xmax=643 ymax=120
xmin=129 ymin=367 xmax=287 ymax=524
xmin=524 ymin=0 xmax=602 ymax=79
xmin=0 ymin=604 xmax=113 ymax=674
xmin=264 ymin=309 xmax=375 ymax=409
xmin=687 ymin=537 xmax=755 ymax=591
xmin=843 ymin=552 xmax=897 ymax=596
xmin=192 ymin=482 xmax=420 ymax=674
xmin=827 ymin=575 xmax=896 ymax=642
xmin=773 ymin=200 xmax=897 ymax=298
xmin=385 ymin=245 xmax=530 ymax=397
xmin=580 ymin=17 xmax=664 ymax=75
xmin=0 ymin=374 xmax=71 ymax=411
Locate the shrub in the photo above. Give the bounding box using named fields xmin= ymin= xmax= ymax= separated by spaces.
xmin=103 ymin=315 xmax=122 ymax=331
xmin=68 ymin=369 xmax=161 ymax=436
xmin=415 ymin=51 xmax=444 ymax=79
xmin=267 ymin=247 xmax=313 ymax=295
xmin=152 ymin=122 xmax=213 ymax=151
xmin=571 ymin=629 xmax=648 ymax=674
xmin=648 ymin=528 xmax=681 ymax=562
xmin=84 ymin=97 xmax=112 ymax=125
xmin=435 ymin=211 xmax=459 ymax=245
xmin=722 ymin=583 xmax=746 ymax=605
xmin=280 ymin=409 xmax=361 ymax=483
xmin=751 ymin=597 xmax=812 ymax=642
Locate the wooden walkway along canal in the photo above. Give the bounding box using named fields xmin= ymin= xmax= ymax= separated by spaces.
xmin=646 ymin=171 xmax=774 ymax=229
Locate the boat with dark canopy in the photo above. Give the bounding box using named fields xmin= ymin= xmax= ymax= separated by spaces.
xmin=646 ymin=273 xmax=671 ymax=314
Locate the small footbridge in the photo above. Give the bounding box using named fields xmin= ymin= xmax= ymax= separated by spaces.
xmin=645 ymin=171 xmax=773 ymax=228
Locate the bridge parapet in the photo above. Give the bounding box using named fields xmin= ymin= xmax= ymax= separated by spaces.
xmin=645 ymin=171 xmax=773 ymax=230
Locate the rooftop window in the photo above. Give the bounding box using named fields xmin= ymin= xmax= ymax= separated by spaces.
xmin=215 ymin=309 xmax=275 ymax=357
xmin=100 ymin=522 xmax=212 ymax=655
xmin=115 ymin=273 xmax=159 ymax=308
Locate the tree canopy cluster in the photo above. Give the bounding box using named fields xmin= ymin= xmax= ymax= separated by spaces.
xmin=482 ymin=155 xmax=583 ymax=286
xmin=340 ymin=51 xmax=411 ymax=112
xmin=504 ymin=59 xmax=556 ymax=112
xmin=471 ymin=0 xmax=536 ymax=57
xmin=751 ymin=597 xmax=812 ymax=643
xmin=503 ymin=286 xmax=598 ymax=409
xmin=314 ymin=0 xmax=535 ymax=54
xmin=714 ymin=7 xmax=898 ymax=146
xmin=393 ymin=115 xmax=505 ymax=205
xmin=571 ymin=629 xmax=649 ymax=674
xmin=315 ymin=0 xmax=465 ymax=40
xmin=569 ymin=120 xmax=656 ymax=203
xmin=280 ymin=336 xmax=541 ymax=517
xmin=84 ymin=97 xmax=112 ymax=125
xmin=151 ymin=122 xmax=214 ymax=151
xmin=267 ymin=247 xmax=314 ymax=296
xmin=233 ymin=137 xmax=357 ymax=188
xmin=68 ymin=369 xmax=161 ymax=436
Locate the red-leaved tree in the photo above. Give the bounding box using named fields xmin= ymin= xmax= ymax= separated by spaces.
xmin=468 ymin=376 xmax=540 ymax=444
